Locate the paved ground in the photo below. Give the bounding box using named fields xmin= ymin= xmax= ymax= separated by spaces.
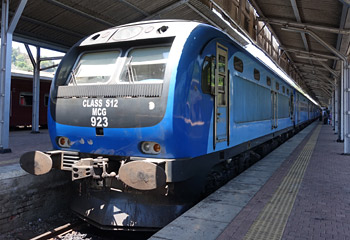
xmin=0 ymin=129 xmax=51 ymax=167
xmin=217 ymin=124 xmax=350 ymax=240
xmin=150 ymin=122 xmax=318 ymax=240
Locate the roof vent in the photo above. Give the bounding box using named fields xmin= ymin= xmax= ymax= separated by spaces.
xmin=91 ymin=34 xmax=100 ymax=40
xmin=157 ymin=26 xmax=168 ymax=34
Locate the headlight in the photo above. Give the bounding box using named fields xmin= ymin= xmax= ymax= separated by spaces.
xmin=141 ymin=141 xmax=161 ymax=155
xmin=57 ymin=136 xmax=71 ymax=148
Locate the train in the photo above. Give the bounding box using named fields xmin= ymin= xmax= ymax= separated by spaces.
xmin=20 ymin=20 xmax=320 ymax=231
xmin=10 ymin=71 xmax=51 ymax=128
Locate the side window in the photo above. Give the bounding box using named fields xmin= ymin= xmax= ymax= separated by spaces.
xmin=290 ymin=94 xmax=294 ymax=117
xmin=254 ymin=68 xmax=260 ymax=81
xmin=287 ymin=89 xmax=289 ymax=95
xmin=218 ymin=53 xmax=227 ymax=106
xmin=201 ymin=56 xmax=215 ymax=94
xmin=19 ymin=92 xmax=32 ymax=106
xmin=44 ymin=94 xmax=49 ymax=107
xmin=266 ymin=76 xmax=271 ymax=86
xmin=234 ymin=56 xmax=243 ymax=72
xmin=282 ymin=86 xmax=285 ymax=93
xmin=276 ymin=82 xmax=280 ymax=91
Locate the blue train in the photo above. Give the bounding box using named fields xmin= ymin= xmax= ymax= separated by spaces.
xmin=20 ymin=20 xmax=319 ymax=230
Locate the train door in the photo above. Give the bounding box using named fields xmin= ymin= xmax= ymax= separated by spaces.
xmin=297 ymin=94 xmax=300 ymax=123
xmin=214 ymin=43 xmax=228 ymax=148
xmin=271 ymin=90 xmax=278 ymax=129
xmin=290 ymin=93 xmax=295 ymax=125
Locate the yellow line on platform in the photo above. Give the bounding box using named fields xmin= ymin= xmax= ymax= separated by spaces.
xmin=243 ymin=124 xmax=322 ymax=240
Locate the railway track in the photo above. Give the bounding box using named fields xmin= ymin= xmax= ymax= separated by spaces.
xmin=29 ymin=220 xmax=154 ymax=240
xmin=30 ymin=221 xmax=86 ymax=240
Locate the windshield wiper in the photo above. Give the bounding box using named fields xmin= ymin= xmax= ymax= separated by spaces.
xmin=126 ymin=56 xmax=135 ymax=83
xmin=69 ymin=62 xmax=81 ymax=86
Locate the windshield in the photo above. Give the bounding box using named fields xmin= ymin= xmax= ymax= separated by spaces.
xmin=120 ymin=46 xmax=170 ymax=83
xmin=69 ymin=51 xmax=120 ymax=85
xmin=68 ymin=45 xmax=170 ymax=86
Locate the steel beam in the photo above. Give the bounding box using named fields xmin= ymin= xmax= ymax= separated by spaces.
xmin=118 ymin=0 xmax=149 ymax=17
xmin=295 ymin=54 xmax=328 ymax=62
xmin=0 ymin=0 xmax=27 ymax=153
xmin=250 ymin=0 xmax=306 ymax=95
xmin=290 ymin=0 xmax=309 ymax=52
xmin=281 ymin=26 xmax=348 ymax=62
xmin=258 ymin=17 xmax=350 ymax=35
xmin=295 ymin=63 xmax=340 ymax=78
xmin=283 ymin=47 xmax=341 ymax=61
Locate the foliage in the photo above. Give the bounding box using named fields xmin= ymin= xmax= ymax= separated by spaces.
xmin=11 ymin=46 xmax=56 ymax=72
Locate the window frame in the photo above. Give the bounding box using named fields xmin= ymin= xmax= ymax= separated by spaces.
xmin=254 ymin=68 xmax=260 ymax=81
xmin=19 ymin=92 xmax=33 ymax=107
xmin=234 ymin=56 xmax=244 ymax=73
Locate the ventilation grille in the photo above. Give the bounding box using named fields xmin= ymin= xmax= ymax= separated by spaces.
xmin=57 ymin=84 xmax=163 ymax=98
xmin=62 ymin=151 xmax=80 ymax=171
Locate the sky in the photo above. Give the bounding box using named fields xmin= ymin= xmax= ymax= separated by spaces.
xmin=12 ymin=41 xmax=65 ymax=62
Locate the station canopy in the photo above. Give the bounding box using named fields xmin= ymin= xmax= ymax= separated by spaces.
xmin=1 ymin=0 xmax=350 ymax=106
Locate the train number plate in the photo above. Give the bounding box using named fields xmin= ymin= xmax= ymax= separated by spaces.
xmin=82 ymin=99 xmax=118 ymax=127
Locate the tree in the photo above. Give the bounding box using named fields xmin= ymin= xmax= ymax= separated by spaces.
xmin=11 ymin=46 xmax=57 ymax=72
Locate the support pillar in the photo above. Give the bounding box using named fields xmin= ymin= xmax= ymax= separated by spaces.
xmin=32 ymin=47 xmax=40 ymax=133
xmin=0 ymin=0 xmax=27 ymax=153
xmin=344 ymin=61 xmax=350 ymax=153
xmin=341 ymin=62 xmax=345 ymax=142
xmin=335 ymin=77 xmax=340 ymax=135
xmin=0 ymin=0 xmax=11 ymax=153
xmin=332 ymin=89 xmax=335 ymax=129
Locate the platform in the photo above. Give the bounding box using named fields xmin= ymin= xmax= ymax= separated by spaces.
xmin=0 ymin=130 xmax=71 ymax=235
xmin=150 ymin=121 xmax=350 ymax=240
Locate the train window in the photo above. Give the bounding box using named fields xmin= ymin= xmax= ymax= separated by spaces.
xmin=44 ymin=95 xmax=49 ymax=107
xmin=282 ymin=86 xmax=285 ymax=93
xmin=254 ymin=69 xmax=260 ymax=81
xmin=276 ymin=82 xmax=279 ymax=90
xmin=234 ymin=56 xmax=243 ymax=73
xmin=202 ymin=56 xmax=215 ymax=94
xmin=287 ymin=89 xmax=289 ymax=95
xmin=19 ymin=92 xmax=32 ymax=106
xmin=266 ymin=76 xmax=271 ymax=86
xmin=120 ymin=46 xmax=170 ymax=83
xmin=69 ymin=50 xmax=120 ymax=85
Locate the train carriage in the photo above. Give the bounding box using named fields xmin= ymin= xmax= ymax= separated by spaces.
xmin=20 ymin=20 xmax=319 ymax=230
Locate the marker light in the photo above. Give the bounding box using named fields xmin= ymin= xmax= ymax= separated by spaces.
xmin=57 ymin=136 xmax=71 ymax=148
xmin=141 ymin=142 xmax=161 ymax=155
xmin=153 ymin=144 xmax=161 ymax=153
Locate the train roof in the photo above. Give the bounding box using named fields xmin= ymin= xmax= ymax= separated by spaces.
xmin=78 ymin=19 xmax=318 ymax=106
xmin=80 ymin=20 xmax=201 ymax=47
xmin=11 ymin=69 xmax=53 ymax=81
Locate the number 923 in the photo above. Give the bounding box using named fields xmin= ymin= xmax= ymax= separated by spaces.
xmin=91 ymin=116 xmax=108 ymax=127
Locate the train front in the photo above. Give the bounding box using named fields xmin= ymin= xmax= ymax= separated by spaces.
xmin=20 ymin=21 xmax=200 ymax=230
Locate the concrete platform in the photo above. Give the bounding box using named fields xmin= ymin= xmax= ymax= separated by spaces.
xmin=151 ymin=121 xmax=350 ymax=240
xmin=0 ymin=129 xmax=52 ymax=167
xmin=0 ymin=130 xmax=71 ymax=234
